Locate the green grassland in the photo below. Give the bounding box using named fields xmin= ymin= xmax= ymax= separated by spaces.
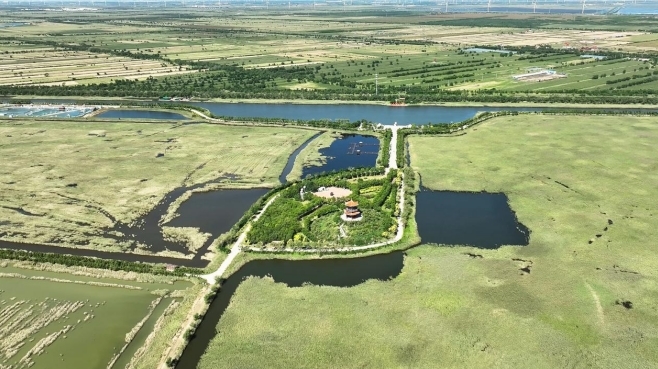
xmin=0 ymin=262 xmax=193 ymax=369
xmin=195 ymin=114 xmax=657 ymax=368
xmin=0 ymin=119 xmax=317 ymax=255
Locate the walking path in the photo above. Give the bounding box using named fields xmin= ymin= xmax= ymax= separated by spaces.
xmin=200 ymin=195 xmax=278 ymax=284
xmin=387 ymin=122 xmax=403 ymax=172
xmin=189 ymin=109 xmax=218 ymax=121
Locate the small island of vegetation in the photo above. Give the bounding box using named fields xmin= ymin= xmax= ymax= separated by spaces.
xmin=247 ymin=169 xmax=401 ymax=249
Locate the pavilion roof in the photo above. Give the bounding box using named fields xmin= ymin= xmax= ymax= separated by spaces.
xmin=345 ymin=199 xmax=359 ymax=207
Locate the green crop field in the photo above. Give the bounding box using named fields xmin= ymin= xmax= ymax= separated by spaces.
xmin=0 ymin=9 xmax=655 ymax=104
xmin=0 ymin=119 xmax=317 ymax=256
xmin=194 ymin=114 xmax=658 ymax=369
xmin=0 ymin=262 xmax=194 ymax=369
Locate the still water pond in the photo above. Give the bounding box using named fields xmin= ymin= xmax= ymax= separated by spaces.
xmin=302 ymin=134 xmax=380 ymax=178
xmin=167 ymin=188 xmax=268 ymax=235
xmin=416 ymin=189 xmax=529 ymax=248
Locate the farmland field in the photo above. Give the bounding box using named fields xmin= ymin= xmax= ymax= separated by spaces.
xmin=0 ymin=262 xmax=194 ymax=369
xmin=194 ymin=114 xmax=658 ymax=369
xmin=0 ymin=21 xmax=195 ymax=85
xmin=0 ymin=47 xmax=193 ymax=86
xmin=0 ymin=119 xmax=317 ymax=256
xmin=0 ymin=9 xmax=655 ymax=104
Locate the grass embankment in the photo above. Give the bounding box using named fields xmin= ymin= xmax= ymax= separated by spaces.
xmin=0 ymin=120 xmax=317 ymax=255
xmin=196 ymin=114 xmax=658 ymax=369
xmin=0 ymin=261 xmax=196 ymax=369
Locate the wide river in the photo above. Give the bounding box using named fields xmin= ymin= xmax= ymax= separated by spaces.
xmin=191 ymin=102 xmax=544 ymax=125
xmin=23 ymin=99 xmax=658 ymax=125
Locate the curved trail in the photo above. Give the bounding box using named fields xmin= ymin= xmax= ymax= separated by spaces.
xmin=200 ymin=195 xmax=279 ymax=284
xmin=585 ymin=282 xmax=605 ymax=325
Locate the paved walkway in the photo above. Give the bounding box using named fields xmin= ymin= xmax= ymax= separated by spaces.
xmin=199 ymin=195 xmax=278 ymax=284
xmin=189 ymin=109 xmax=218 ymax=122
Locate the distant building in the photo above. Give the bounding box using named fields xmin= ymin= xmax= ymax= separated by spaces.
xmin=581 ymin=54 xmax=606 ymax=60
xmin=464 ymin=47 xmax=516 ymax=55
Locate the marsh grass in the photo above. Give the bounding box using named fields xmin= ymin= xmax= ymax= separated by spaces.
xmin=0 ymin=120 xmax=316 ymax=255
xmin=197 ymin=114 xmax=658 ymax=369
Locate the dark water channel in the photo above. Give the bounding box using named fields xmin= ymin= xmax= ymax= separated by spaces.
xmin=0 ymin=176 xmax=264 ymax=268
xmin=302 ymin=134 xmax=380 ymax=178
xmin=108 ymin=175 xmax=259 ymax=265
xmin=97 ymin=109 xmax=187 ymax=120
xmin=279 ymin=132 xmax=323 ymax=183
xmin=167 ymin=189 xmax=268 ymax=235
xmin=176 ymin=251 xmax=405 ymax=369
xmin=416 ymin=189 xmax=529 ymax=248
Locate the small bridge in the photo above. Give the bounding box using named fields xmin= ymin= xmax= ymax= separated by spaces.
xmin=347 ymin=142 xmax=378 ymax=155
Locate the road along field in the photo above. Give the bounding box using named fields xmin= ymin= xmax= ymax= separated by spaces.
xmin=193 ymin=114 xmax=658 ymax=369
xmin=0 ymin=119 xmax=318 ymax=257
xmin=0 ymin=261 xmax=195 ymax=369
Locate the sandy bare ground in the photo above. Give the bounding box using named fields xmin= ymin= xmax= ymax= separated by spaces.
xmin=313 ymin=186 xmax=352 ymax=199
xmin=516 ymin=74 xmax=567 ymax=83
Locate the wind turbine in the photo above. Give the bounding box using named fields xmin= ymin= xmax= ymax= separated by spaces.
xmin=487 ymin=0 xmax=491 ymax=12
xmin=581 ymin=0 xmax=586 ymax=14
